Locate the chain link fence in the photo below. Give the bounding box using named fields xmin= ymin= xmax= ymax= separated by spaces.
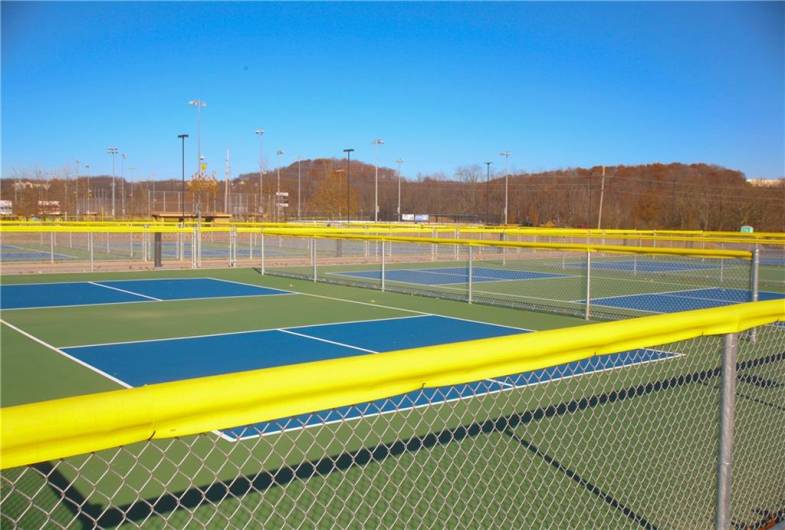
xmin=2 ymin=318 xmax=783 ymax=529
xmin=263 ymin=235 xmax=769 ymax=321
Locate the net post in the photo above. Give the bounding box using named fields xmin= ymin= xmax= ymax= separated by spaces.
xmin=381 ymin=239 xmax=386 ymax=292
xmin=584 ymin=249 xmax=592 ymax=320
xmin=468 ymin=245 xmax=473 ymax=304
xmin=50 ymin=232 xmax=55 ymax=264
xmin=715 ymin=332 xmax=738 ymax=530
xmin=311 ymin=237 xmax=317 ymax=282
xmin=260 ymin=233 xmax=265 ymax=274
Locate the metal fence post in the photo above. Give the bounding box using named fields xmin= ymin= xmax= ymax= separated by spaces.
xmin=260 ymin=233 xmax=265 ymax=274
xmin=50 ymin=232 xmax=55 ymax=264
xmin=715 ymin=333 xmax=738 ymax=530
xmin=749 ymin=248 xmax=760 ymax=343
xmin=584 ymin=250 xmax=592 ymax=320
xmin=381 ymin=240 xmax=386 ymax=292
xmin=468 ymin=245 xmax=473 ymax=304
xmin=454 ymin=229 xmax=460 ymax=261
xmin=89 ymin=232 xmax=94 ymax=272
xmin=311 ymin=237 xmax=317 ymax=282
xmin=191 ymin=225 xmax=197 ymax=269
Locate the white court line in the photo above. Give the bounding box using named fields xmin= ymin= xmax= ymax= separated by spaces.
xmin=0 ymin=318 xmax=132 ymax=389
xmin=60 ymin=314 xmax=430 ymax=349
xmin=90 ymin=281 xmax=163 ymax=301
xmin=213 ymin=276 xmax=540 ymax=333
xmin=0 ymin=318 xmax=238 ymax=443
xmin=278 ymin=329 xmax=378 ymax=354
xmin=0 ymin=278 xmax=296 ymax=312
xmin=230 ymin=348 xmax=683 ymax=441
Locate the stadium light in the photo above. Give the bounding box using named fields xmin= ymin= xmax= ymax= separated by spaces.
xmin=178 ymin=134 xmax=189 ymax=219
xmin=276 ymin=149 xmax=285 ymax=222
xmin=188 ymin=99 xmax=207 ymax=176
xmin=297 ymin=155 xmax=302 ymax=220
xmin=372 ymin=138 xmax=384 ymax=222
xmin=499 ymin=151 xmax=511 ymax=224
xmin=485 ymin=161 xmax=493 ymax=225
xmin=106 ymin=147 xmax=118 ymax=218
xmin=343 ymin=148 xmax=354 ymax=223
xmin=255 ymin=129 xmax=264 ymax=218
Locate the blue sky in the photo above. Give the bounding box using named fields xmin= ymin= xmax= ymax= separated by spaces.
xmin=2 ymin=2 xmax=783 ymax=180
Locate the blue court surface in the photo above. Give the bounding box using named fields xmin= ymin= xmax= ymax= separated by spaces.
xmin=59 ymin=314 xmax=677 ymax=440
xmin=566 ymin=259 xmax=722 ymax=273
xmin=589 ymin=287 xmax=785 ymax=313
xmin=0 ymin=244 xmax=77 ymax=262
xmin=0 ymin=278 xmax=289 ymax=310
xmin=334 ymin=266 xmax=569 ymax=285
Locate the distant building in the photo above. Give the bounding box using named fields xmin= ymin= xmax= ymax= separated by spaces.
xmin=747 ymin=178 xmax=783 ymax=187
xmin=37 ymin=200 xmax=61 ymax=216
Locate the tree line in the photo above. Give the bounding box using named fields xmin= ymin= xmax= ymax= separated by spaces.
xmin=1 ymin=161 xmax=782 ymax=231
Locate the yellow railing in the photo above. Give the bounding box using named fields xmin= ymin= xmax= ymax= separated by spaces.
xmin=1 ymin=299 xmax=782 ymax=470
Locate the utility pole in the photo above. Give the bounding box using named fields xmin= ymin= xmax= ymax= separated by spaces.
xmin=372 ymin=138 xmax=383 ymax=222
xmin=597 ymin=165 xmax=607 ymax=230
xmin=395 ymin=159 xmax=404 ymax=222
xmin=499 ymin=151 xmax=511 ymax=224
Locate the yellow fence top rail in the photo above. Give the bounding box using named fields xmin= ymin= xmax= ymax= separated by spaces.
xmin=1 ymin=299 xmax=782 ymax=470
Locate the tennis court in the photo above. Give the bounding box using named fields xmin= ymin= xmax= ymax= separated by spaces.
xmin=55 ymin=313 xmax=675 ymax=439
xmin=1 ymin=266 xmax=783 ymax=529
xmin=588 ymin=287 xmax=785 ymax=313
xmin=0 ymin=277 xmax=290 ymax=310
xmin=333 ymin=266 xmax=570 ymax=285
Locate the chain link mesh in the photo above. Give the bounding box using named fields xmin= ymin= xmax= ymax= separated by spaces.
xmin=2 ymin=324 xmax=783 ymax=528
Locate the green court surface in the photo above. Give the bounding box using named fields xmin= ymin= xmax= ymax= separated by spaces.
xmin=1 ymin=268 xmax=783 ymax=528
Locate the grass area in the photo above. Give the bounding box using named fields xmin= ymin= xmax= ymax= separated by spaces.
xmin=1 ymin=266 xmax=783 ymax=528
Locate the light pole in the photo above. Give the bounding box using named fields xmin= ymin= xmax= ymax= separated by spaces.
xmin=499 ymin=151 xmax=511 ymax=224
xmin=106 ymin=147 xmax=118 ymax=217
xmin=276 ymin=149 xmax=284 ymax=222
xmin=395 ymin=159 xmax=404 ymax=222
xmin=75 ymin=160 xmax=80 ymax=216
xmin=84 ymin=163 xmax=91 ymax=215
xmin=255 ymin=129 xmax=264 ymax=218
xmin=121 ymin=153 xmax=127 ymax=217
xmin=343 ymin=148 xmax=354 ymax=223
xmin=484 ymin=161 xmax=492 ymax=225
xmin=372 ymin=138 xmax=384 ymax=222
xmin=297 ymin=156 xmax=302 ymax=219
xmin=188 ymin=99 xmax=207 ymax=176
xmin=178 ymin=134 xmax=189 ymax=219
